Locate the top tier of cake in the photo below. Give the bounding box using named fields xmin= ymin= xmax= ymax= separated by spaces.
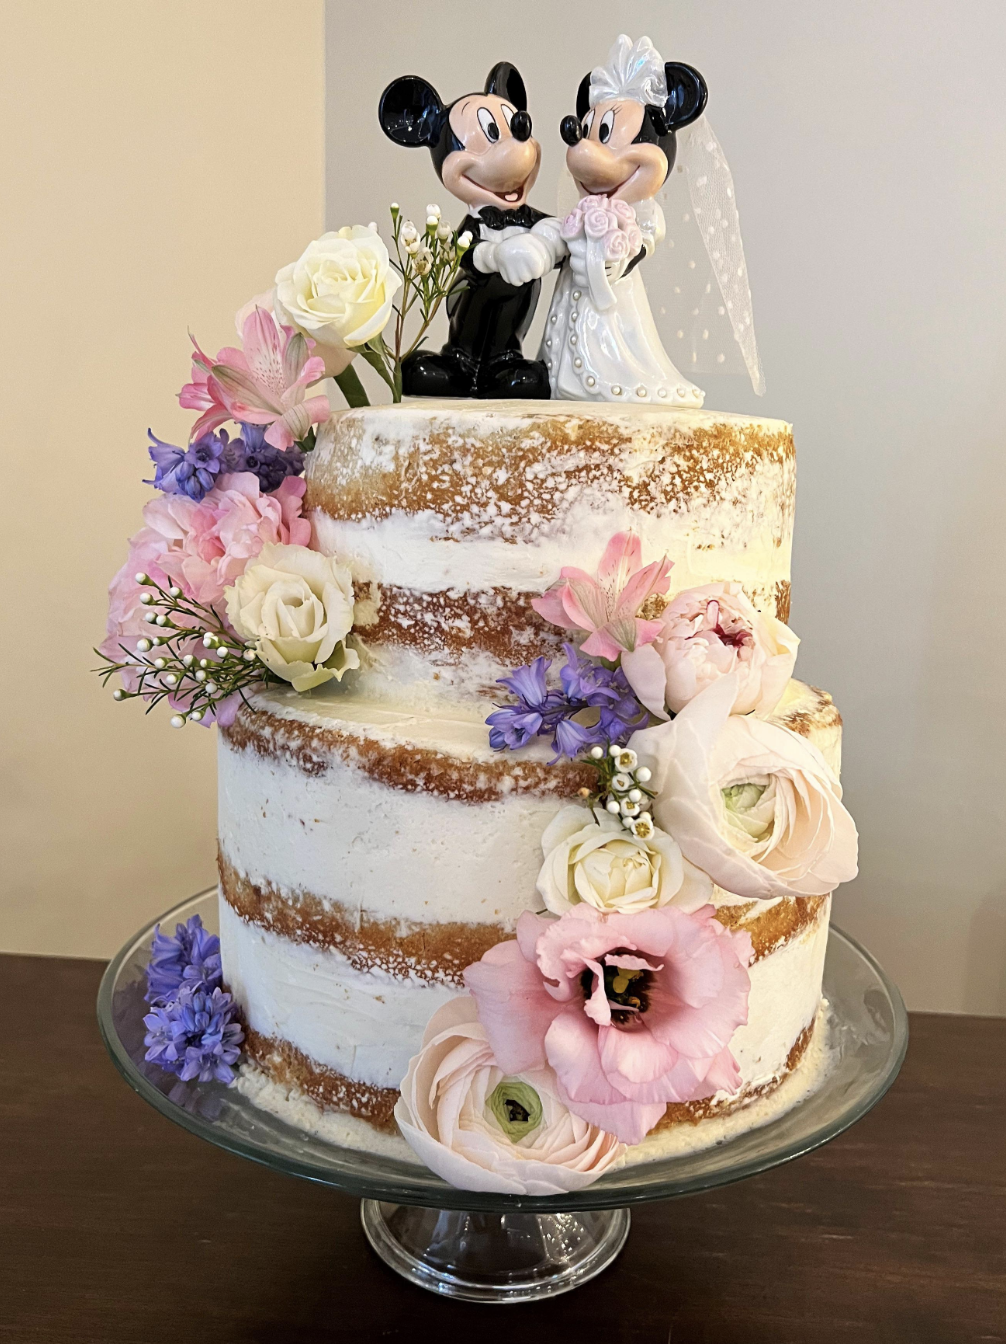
xmin=306 ymin=400 xmax=794 ymax=709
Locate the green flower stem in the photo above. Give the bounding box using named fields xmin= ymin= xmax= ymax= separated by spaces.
xmin=333 ymin=363 xmax=370 ymax=408
xmin=358 ymin=338 xmax=399 ymax=402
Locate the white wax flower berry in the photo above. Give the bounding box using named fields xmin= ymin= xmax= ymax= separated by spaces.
xmin=458 ymin=231 xmax=473 ymax=248
xmin=611 ymin=773 xmax=633 ymax=793
xmin=635 ymin=766 xmax=652 ymax=784
xmin=589 ymin=745 xmax=605 ymax=760
xmin=608 ymin=744 xmax=622 ymax=758
xmin=112 ymin=689 xmax=125 ymax=701
xmin=206 ymin=682 xmax=218 ymax=694
xmin=194 ymin=670 xmax=206 ymax=682
xmin=605 ymin=799 xmax=621 ymax=815
xmin=436 ymin=223 xmax=451 ymax=241
xmin=169 ymin=715 xmax=185 ymax=729
xmin=188 ymin=710 xmax=203 ymax=722
xmin=168 ymin=586 xmax=181 ymax=598
xmin=153 ymin=658 xmax=166 ymax=670
xmin=390 ymin=202 xmax=399 ymax=211
xmin=628 ymin=788 xmax=643 ymax=803
xmin=139 ymin=592 xmax=153 ymax=605
xmin=182 ymin=655 xmax=194 ymax=667
xmin=136 ymin=639 xmax=151 ymax=652
xmin=163 ymin=674 xmax=178 ymax=688
xmin=143 ymin=612 xmax=156 ymax=624
xmin=155 ymin=615 xmax=167 ymax=626
xmin=134 ymin=572 xmax=148 ymax=584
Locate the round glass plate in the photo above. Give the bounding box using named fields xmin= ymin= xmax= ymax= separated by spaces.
xmin=98 ymin=888 xmax=908 ymax=1215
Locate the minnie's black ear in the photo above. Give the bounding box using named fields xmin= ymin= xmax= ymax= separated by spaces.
xmin=484 ymin=62 xmax=527 ymax=110
xmin=663 ymin=62 xmax=708 ymax=130
xmin=379 ymin=75 xmax=446 ymax=147
xmin=575 ymin=73 xmax=591 ymax=121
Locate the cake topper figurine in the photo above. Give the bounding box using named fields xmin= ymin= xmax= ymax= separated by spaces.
xmin=379 ymin=64 xmax=564 ymax=399
xmin=541 ymin=35 xmax=764 ymax=406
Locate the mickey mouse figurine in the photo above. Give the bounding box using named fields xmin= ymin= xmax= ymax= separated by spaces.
xmin=379 ymin=64 xmax=563 ymax=399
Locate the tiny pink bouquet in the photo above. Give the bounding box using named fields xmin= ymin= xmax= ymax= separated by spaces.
xmin=560 ymin=195 xmax=643 ymax=310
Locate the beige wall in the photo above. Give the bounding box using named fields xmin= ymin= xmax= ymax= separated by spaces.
xmin=0 ymin=1 xmax=324 ymax=957
xmin=322 ymin=0 xmax=1006 ymax=1015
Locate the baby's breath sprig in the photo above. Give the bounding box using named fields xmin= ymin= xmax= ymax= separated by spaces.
xmin=93 ymin=574 xmax=275 ymax=727
xmin=576 ymin=744 xmax=658 ymax=837
xmin=357 ymin=203 xmax=473 ymax=402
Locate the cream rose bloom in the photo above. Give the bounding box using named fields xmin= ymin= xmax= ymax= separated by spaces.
xmin=395 ymin=996 xmax=623 ymax=1195
xmin=621 ymin=582 xmax=799 ymax=719
xmin=629 ymin=674 xmax=858 ymax=900
xmin=273 ymin=227 xmax=401 ymax=376
xmin=224 ymin=543 xmax=359 ymax=692
xmin=536 ymin=805 xmax=712 ymax=916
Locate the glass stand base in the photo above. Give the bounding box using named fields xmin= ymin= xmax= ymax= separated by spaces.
xmin=360 ymin=1200 xmax=631 ymax=1303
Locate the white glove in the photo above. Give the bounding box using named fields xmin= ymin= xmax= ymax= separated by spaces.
xmin=476 ymin=232 xmax=553 ymax=286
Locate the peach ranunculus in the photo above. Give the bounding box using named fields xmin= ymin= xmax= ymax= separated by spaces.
xmin=395 ymin=995 xmax=624 ymax=1195
xmin=621 ymin=581 xmax=799 ymax=719
xmin=100 ymin=473 xmax=311 ymax=681
xmin=630 ymin=674 xmax=859 ymax=901
xmin=465 ymin=904 xmax=752 ymax=1147
xmin=536 ymin=804 xmax=712 ymax=916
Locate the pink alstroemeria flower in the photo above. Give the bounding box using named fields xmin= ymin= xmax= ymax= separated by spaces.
xmin=464 ymin=904 xmax=752 ymax=1146
xmin=531 ymin=532 xmax=672 ymax=661
xmin=179 ymin=308 xmax=329 ymax=450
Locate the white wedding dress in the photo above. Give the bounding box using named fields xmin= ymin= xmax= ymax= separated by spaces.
xmin=539 ymin=200 xmax=704 ymax=408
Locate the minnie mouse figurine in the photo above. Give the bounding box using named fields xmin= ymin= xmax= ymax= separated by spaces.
xmin=379 ymin=63 xmax=563 ymax=399
xmin=542 ymin=35 xmax=708 ymax=406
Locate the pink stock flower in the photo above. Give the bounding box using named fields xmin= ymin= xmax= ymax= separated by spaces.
xmin=179 ymin=308 xmax=329 ymax=450
xmin=531 ymin=532 xmax=672 ymax=661
xmin=100 ymin=474 xmax=311 ymax=703
xmin=464 ymin=904 xmax=752 ymax=1146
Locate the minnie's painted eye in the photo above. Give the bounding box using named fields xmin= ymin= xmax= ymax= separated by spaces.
xmin=598 ymin=110 xmax=615 ymax=144
xmin=477 ymin=107 xmax=500 ymax=142
xmin=582 ymin=110 xmax=595 ymax=138
xmin=500 ymin=104 xmax=514 ymax=127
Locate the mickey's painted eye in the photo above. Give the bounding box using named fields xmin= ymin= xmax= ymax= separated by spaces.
xmin=582 ymin=109 xmax=595 ymax=138
xmin=477 ymin=107 xmax=501 ymax=142
xmin=598 ymin=110 xmax=615 ymax=144
xmin=500 ymin=104 xmax=514 ymax=127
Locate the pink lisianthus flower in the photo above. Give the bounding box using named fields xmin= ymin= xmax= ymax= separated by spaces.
xmin=464 ymin=904 xmax=752 ymax=1146
xmin=531 ymin=531 xmax=672 ymax=661
xmin=100 ymin=473 xmax=311 ymax=715
xmin=179 ymin=308 xmax=329 ymax=450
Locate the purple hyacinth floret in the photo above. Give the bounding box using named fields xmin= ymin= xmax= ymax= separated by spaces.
xmin=145 ymin=429 xmax=230 ymax=501
xmin=223 ymin=423 xmax=305 ymax=493
xmin=143 ymin=984 xmax=244 ymax=1085
xmin=486 ymin=644 xmax=648 ymax=760
xmin=145 ymin=914 xmax=222 ymax=1004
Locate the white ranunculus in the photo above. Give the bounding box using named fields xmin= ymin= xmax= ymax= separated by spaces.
xmin=536 ymin=805 xmax=712 ymax=916
xmin=629 ymin=674 xmax=858 ymax=900
xmin=621 ymin=581 xmax=799 ymax=719
xmin=273 ymin=227 xmax=401 ymax=375
xmin=225 ymin=543 xmax=359 ymax=692
xmin=395 ymin=996 xmax=623 ymax=1195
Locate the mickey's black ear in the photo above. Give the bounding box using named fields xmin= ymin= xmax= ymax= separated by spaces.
xmin=379 ymin=75 xmax=446 ymax=148
xmin=484 ymin=62 xmax=527 ymax=110
xmin=575 ymin=73 xmax=591 ymax=121
xmin=663 ymin=62 xmax=708 ymax=130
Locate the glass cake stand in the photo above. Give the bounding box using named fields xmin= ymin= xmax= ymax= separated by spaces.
xmin=98 ymin=889 xmax=908 ymax=1305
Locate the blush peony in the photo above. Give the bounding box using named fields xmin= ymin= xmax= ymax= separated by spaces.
xmin=630 ymin=674 xmax=859 ymax=900
xmin=464 ymin=904 xmax=752 ymax=1147
xmin=536 ymin=804 xmax=712 ymax=916
xmin=621 ymin=581 xmax=799 ymax=719
xmin=395 ymin=995 xmax=624 ymax=1195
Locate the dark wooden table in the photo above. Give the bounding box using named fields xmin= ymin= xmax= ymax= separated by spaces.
xmin=1 ymin=953 xmax=1002 ymax=1343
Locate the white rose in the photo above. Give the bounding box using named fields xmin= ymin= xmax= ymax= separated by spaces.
xmin=273 ymin=227 xmax=402 ymax=375
xmin=630 ymin=674 xmax=859 ymax=900
xmin=395 ymin=995 xmax=623 ymax=1195
xmin=225 ymin=543 xmax=360 ymax=692
xmin=536 ymin=804 xmax=712 ymax=917
xmin=622 ymin=582 xmax=799 ymax=719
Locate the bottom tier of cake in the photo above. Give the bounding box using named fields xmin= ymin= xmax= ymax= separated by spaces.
xmin=220 ymin=891 xmax=830 ymax=1151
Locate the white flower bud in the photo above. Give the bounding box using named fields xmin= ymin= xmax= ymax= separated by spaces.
xmin=155 ymin=614 xmax=168 ymax=626
xmin=188 ymin=710 xmax=204 ymax=722
xmin=112 ymin=689 xmax=125 ymax=701
xmin=608 ymin=744 xmax=622 ymax=758
xmin=605 ymin=799 xmax=621 ymax=815
xmin=163 ymin=673 xmax=178 ymax=688
xmin=216 ymin=646 xmax=229 ymax=659
xmin=136 ymin=639 xmax=151 ymax=652
xmin=458 ymin=231 xmax=473 ymax=249
xmin=243 ymin=648 xmax=257 ymax=662
xmin=143 ymin=611 xmax=157 ymax=624
xmin=436 ymin=223 xmax=451 ymax=241
xmin=169 ymin=715 xmax=185 ymax=729
xmin=153 ymin=657 xmax=166 ymax=670
xmin=390 ymin=201 xmax=399 ymax=211
xmin=628 ymin=788 xmax=643 ymax=804
xmin=205 ymin=682 xmax=218 ymax=695
xmin=589 ymin=745 xmax=605 ymax=760
xmin=139 ymin=591 xmax=153 ymax=605
xmin=194 ymin=670 xmax=207 ymax=682
xmin=134 ymin=572 xmax=149 ymax=584
xmin=182 ymin=655 xmax=194 ymax=668
xmin=202 ymin=633 xmax=217 ymax=648
xmin=426 ymin=203 xmax=441 ymax=218
xmin=168 ymin=586 xmax=181 ymax=598
xmin=634 ymin=766 xmax=652 ymax=784
xmin=400 ymin=221 xmax=418 ymax=244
